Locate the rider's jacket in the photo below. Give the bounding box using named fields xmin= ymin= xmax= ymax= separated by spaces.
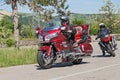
xmin=97 ymin=27 xmax=109 ymax=38
xmin=61 ymin=22 xmax=76 ymax=41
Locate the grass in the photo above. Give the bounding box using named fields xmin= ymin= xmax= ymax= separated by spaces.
xmin=0 ymin=46 xmax=37 ymax=67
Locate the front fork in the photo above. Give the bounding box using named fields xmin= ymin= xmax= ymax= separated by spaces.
xmin=111 ymin=36 xmax=117 ymax=49
xmin=38 ymin=45 xmax=52 ymax=56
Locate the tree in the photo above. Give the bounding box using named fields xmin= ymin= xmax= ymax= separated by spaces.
xmin=99 ymin=0 xmax=116 ymax=29
xmin=28 ymin=0 xmax=69 ymax=21
xmin=5 ymin=0 xmax=27 ymax=48
xmin=4 ymin=0 xmax=69 ymax=48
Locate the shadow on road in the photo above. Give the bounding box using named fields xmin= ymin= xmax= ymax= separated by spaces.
xmin=35 ymin=61 xmax=90 ymax=70
xmin=92 ymin=54 xmax=112 ymax=58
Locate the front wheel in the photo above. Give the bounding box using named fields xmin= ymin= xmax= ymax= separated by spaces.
xmin=72 ymin=58 xmax=83 ymax=64
xmin=107 ymin=43 xmax=115 ymax=57
xmin=37 ymin=50 xmax=54 ymax=69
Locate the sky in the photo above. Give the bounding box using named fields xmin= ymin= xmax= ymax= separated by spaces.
xmin=0 ymin=0 xmax=120 ymax=14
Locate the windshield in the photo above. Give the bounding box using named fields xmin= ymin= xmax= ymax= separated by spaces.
xmin=42 ymin=21 xmax=60 ymax=31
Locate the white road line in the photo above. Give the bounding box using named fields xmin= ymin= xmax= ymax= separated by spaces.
xmin=49 ymin=63 xmax=120 ymax=80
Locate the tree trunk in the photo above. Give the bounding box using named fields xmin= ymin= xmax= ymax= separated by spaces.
xmin=12 ymin=0 xmax=19 ymax=48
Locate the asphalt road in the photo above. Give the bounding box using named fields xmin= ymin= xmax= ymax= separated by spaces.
xmin=0 ymin=42 xmax=120 ymax=80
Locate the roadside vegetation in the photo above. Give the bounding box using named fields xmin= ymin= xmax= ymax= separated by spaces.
xmin=0 ymin=47 xmax=37 ymax=67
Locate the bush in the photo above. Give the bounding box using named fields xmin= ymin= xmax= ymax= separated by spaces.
xmin=71 ymin=19 xmax=86 ymax=26
xmin=6 ymin=39 xmax=14 ymax=47
xmin=90 ymin=24 xmax=99 ymax=35
xmin=20 ymin=25 xmax=35 ymax=39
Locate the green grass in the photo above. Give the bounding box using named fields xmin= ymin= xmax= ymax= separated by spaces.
xmin=0 ymin=46 xmax=37 ymax=67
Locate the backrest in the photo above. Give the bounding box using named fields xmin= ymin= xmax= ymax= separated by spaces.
xmin=81 ymin=24 xmax=89 ymax=35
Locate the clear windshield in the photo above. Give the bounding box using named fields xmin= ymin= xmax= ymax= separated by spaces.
xmin=42 ymin=21 xmax=61 ymax=31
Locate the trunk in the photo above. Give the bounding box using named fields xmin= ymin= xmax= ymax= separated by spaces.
xmin=12 ymin=0 xmax=19 ymax=48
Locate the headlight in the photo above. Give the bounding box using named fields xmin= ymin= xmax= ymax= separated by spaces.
xmin=45 ymin=33 xmax=58 ymax=42
xmin=38 ymin=35 xmax=43 ymax=42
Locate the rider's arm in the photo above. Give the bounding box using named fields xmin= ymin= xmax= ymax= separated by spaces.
xmin=69 ymin=24 xmax=76 ymax=34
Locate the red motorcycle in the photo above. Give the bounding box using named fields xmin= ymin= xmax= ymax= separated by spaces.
xmin=36 ymin=23 xmax=93 ymax=69
xmin=97 ymin=33 xmax=117 ymax=57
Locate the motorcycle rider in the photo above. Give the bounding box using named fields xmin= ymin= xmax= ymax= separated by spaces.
xmin=60 ymin=15 xmax=76 ymax=52
xmin=60 ymin=15 xmax=76 ymax=43
xmin=96 ymin=23 xmax=109 ymax=40
xmin=96 ymin=23 xmax=117 ymax=56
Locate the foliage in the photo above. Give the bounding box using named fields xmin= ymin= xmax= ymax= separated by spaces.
xmin=89 ymin=22 xmax=99 ymax=35
xmin=19 ymin=25 xmax=36 ymax=39
xmin=0 ymin=47 xmax=37 ymax=67
xmin=99 ymin=0 xmax=117 ymax=29
xmin=6 ymin=38 xmax=14 ymax=47
xmin=28 ymin=0 xmax=69 ymax=21
xmin=0 ymin=16 xmax=13 ymax=32
xmin=71 ymin=19 xmax=86 ymax=26
xmin=0 ymin=16 xmax=13 ymax=44
xmin=5 ymin=0 xmax=26 ymax=4
xmin=0 ymin=15 xmax=36 ymax=47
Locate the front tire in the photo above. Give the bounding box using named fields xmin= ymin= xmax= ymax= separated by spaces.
xmin=37 ymin=50 xmax=54 ymax=69
xmin=107 ymin=43 xmax=115 ymax=57
xmin=72 ymin=58 xmax=83 ymax=64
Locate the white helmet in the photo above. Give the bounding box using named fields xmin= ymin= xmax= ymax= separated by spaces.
xmin=99 ymin=23 xmax=105 ymax=28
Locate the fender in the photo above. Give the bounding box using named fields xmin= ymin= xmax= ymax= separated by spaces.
xmin=38 ymin=45 xmax=51 ymax=56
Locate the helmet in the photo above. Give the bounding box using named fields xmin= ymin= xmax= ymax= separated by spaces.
xmin=99 ymin=23 xmax=105 ymax=28
xmin=60 ymin=15 xmax=69 ymax=21
xmin=60 ymin=15 xmax=69 ymax=25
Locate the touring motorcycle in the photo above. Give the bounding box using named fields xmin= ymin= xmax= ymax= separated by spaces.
xmin=36 ymin=23 xmax=93 ymax=69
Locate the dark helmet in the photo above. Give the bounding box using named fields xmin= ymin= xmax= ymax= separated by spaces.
xmin=99 ymin=23 xmax=105 ymax=28
xmin=60 ymin=15 xmax=70 ymax=24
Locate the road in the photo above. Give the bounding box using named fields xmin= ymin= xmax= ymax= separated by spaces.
xmin=0 ymin=42 xmax=120 ymax=80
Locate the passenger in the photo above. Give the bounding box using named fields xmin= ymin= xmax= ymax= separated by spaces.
xmin=73 ymin=26 xmax=83 ymax=46
xmin=73 ymin=26 xmax=83 ymax=53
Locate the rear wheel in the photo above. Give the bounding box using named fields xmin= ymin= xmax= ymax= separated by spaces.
xmin=37 ymin=49 xmax=54 ymax=69
xmin=107 ymin=43 xmax=115 ymax=57
xmin=72 ymin=58 xmax=83 ymax=64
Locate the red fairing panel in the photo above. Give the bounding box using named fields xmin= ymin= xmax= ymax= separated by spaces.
xmin=102 ymin=35 xmax=111 ymax=43
xmin=38 ymin=46 xmax=51 ymax=56
xmin=50 ymin=33 xmax=70 ymax=51
xmin=79 ymin=43 xmax=93 ymax=54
